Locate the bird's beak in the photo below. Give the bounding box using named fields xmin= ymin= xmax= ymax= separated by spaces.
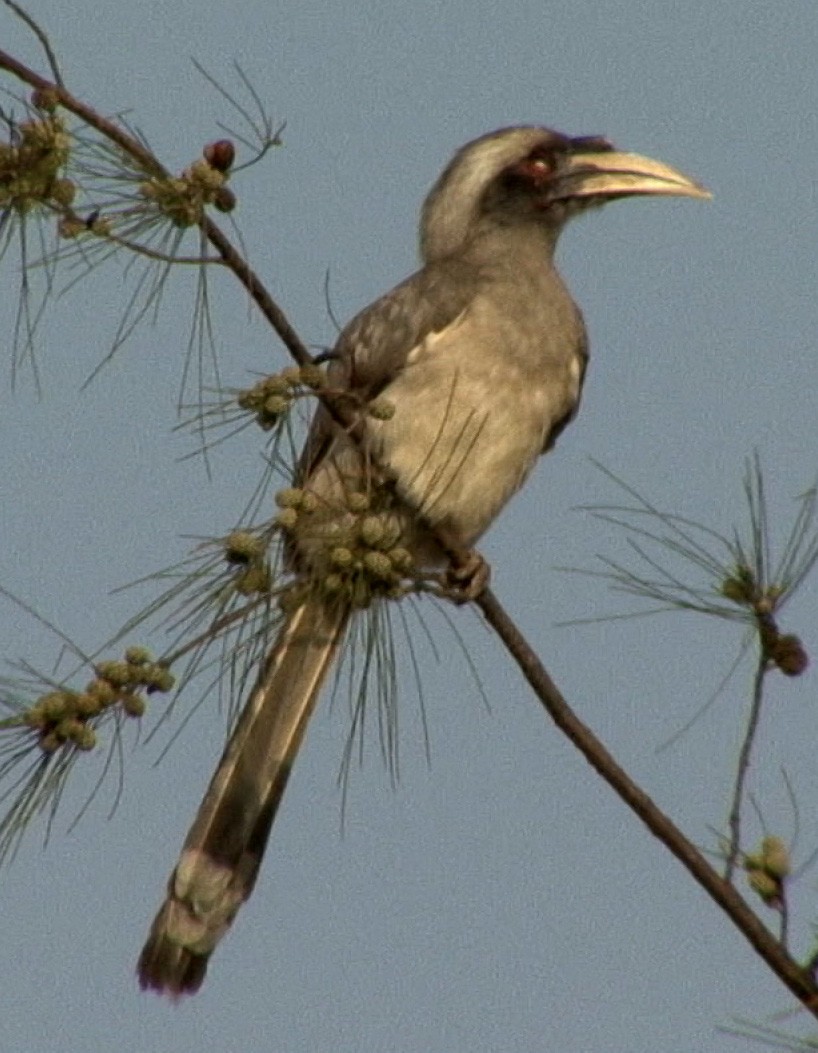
xmin=549 ymin=148 xmax=711 ymax=203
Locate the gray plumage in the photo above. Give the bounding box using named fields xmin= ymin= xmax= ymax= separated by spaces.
xmin=138 ymin=126 xmax=708 ymax=995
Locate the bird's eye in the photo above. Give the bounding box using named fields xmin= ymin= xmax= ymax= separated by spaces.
xmin=519 ymin=151 xmax=555 ymax=185
xmin=499 ymin=150 xmax=556 ymax=195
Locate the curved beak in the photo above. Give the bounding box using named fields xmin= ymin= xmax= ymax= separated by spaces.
xmin=550 ymin=148 xmax=711 ymax=203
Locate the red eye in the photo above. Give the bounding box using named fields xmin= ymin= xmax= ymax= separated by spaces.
xmin=519 ymin=152 xmax=554 ymax=186
xmin=501 ymin=150 xmax=556 ymax=193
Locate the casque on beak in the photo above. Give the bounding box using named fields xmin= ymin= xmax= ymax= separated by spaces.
xmin=549 ymin=146 xmax=712 ymax=203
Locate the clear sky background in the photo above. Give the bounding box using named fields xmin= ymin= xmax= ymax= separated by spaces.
xmin=2 ymin=2 xmax=818 ymax=1051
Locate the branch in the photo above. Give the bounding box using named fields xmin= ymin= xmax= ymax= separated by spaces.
xmin=476 ymin=587 xmax=818 ymax=1017
xmin=725 ymin=652 xmax=767 ymax=880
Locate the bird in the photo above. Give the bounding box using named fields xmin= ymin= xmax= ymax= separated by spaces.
xmin=137 ymin=125 xmax=709 ymax=995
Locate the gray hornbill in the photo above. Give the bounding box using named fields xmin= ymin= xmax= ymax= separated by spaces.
xmin=138 ymin=126 xmax=709 ymax=995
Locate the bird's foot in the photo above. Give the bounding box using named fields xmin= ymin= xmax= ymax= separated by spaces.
xmin=444 ymin=550 xmax=490 ymax=603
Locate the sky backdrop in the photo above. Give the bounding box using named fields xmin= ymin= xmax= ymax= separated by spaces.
xmin=2 ymin=2 xmax=818 ymax=1051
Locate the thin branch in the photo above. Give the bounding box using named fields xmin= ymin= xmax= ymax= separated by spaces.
xmin=474 ymin=587 xmax=818 ymax=1019
xmin=724 ymin=652 xmax=768 ymax=880
xmin=1 ymin=0 xmax=62 ymax=86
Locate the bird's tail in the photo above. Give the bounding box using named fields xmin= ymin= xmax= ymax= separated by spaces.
xmin=137 ymin=593 xmax=349 ymax=996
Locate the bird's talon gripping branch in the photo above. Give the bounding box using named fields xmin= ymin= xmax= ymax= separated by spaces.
xmin=445 ymin=551 xmax=490 ymax=603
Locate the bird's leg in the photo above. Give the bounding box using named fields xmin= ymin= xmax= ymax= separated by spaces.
xmin=431 ymin=524 xmax=488 ymax=606
xmin=443 ymin=547 xmax=491 ymax=603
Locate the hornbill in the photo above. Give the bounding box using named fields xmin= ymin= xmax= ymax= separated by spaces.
xmin=138 ymin=126 xmax=709 ymax=995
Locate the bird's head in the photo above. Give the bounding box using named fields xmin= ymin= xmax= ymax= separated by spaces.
xmin=420 ymin=126 xmax=710 ymax=262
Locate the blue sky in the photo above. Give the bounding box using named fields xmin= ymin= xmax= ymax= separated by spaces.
xmin=2 ymin=2 xmax=818 ymax=1051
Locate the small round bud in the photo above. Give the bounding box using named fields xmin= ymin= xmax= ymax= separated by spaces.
xmin=260 ymin=375 xmax=289 ymax=397
xmin=121 ymin=693 xmax=146 ymax=718
xmin=330 ymin=546 xmax=354 ymax=569
xmin=275 ymin=508 xmax=299 ymax=531
xmin=235 ymin=564 xmax=271 ymax=596
xmin=203 ymin=139 xmax=236 ymax=172
xmin=58 ymin=216 xmax=85 ymax=239
xmin=388 ymin=547 xmax=414 ymax=572
xmin=38 ymin=731 xmax=61 ymax=754
xmin=367 ymin=397 xmax=395 ymax=421
xmin=225 ymin=530 xmax=266 ymax=564
xmin=95 ymin=660 xmax=132 ymax=687
xmin=747 ymin=869 xmax=780 ymax=905
xmin=31 ymin=88 xmax=59 ymax=112
xmin=263 ymin=394 xmax=290 ymax=416
xmin=90 ymin=216 xmax=113 ymax=236
xmin=280 ymin=366 xmax=303 ymax=388
xmin=346 ymin=492 xmax=371 ymax=514
xmin=761 ymin=836 xmax=791 ymax=879
xmin=57 ymin=717 xmax=85 ymax=743
xmin=214 ymin=186 xmax=237 ymax=213
xmin=85 ymin=679 xmax=117 ymax=706
xmin=185 ymin=157 xmax=225 ymax=188
xmin=363 ymin=551 xmax=394 ymax=581
xmin=40 ymin=691 xmax=69 ymax=722
xmin=299 ymin=492 xmax=319 ymax=514
xmin=275 ymin=488 xmax=305 ymax=510
xmin=771 ymin=634 xmax=809 ymax=677
xmin=125 ymin=645 xmax=152 ymax=665
xmin=322 ymin=573 xmax=345 ymax=594
xmin=721 ymin=577 xmax=750 ymax=604
xmin=358 ymin=515 xmax=386 ymax=547
xmin=74 ymin=692 xmax=103 ymax=718
xmin=73 ymin=724 xmax=97 ymax=751
xmin=50 ymin=178 xmax=76 ymax=207
xmin=147 ymin=667 xmax=176 ymax=694
xmin=298 ymin=364 xmax=326 ymax=388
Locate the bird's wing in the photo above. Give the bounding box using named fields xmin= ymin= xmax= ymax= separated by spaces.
xmin=295 ymin=259 xmax=481 ymax=485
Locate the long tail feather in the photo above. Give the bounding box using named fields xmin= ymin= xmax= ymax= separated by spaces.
xmin=137 ymin=594 xmax=349 ymax=996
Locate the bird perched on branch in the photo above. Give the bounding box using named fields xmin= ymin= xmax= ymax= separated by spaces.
xmin=138 ymin=125 xmax=709 ymax=995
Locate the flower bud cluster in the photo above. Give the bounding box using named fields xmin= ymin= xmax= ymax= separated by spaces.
xmin=274 ymin=486 xmax=414 ymax=608
xmin=721 ymin=565 xmax=808 ymax=676
xmin=0 ymin=101 xmax=72 ymax=214
xmin=223 ymin=530 xmax=272 ymax=596
xmin=138 ymin=139 xmax=237 ymax=227
xmin=744 ymin=835 xmax=791 ymax=908
xmin=237 ymin=364 xmax=327 ymax=431
xmin=22 ymin=647 xmax=174 ymax=755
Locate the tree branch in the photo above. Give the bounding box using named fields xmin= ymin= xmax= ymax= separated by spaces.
xmin=476 ymin=587 xmax=818 ymax=1016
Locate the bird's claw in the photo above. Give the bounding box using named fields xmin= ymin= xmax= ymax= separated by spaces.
xmin=445 ymin=551 xmax=490 ymax=603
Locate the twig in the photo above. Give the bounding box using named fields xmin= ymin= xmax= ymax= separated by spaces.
xmin=475 ymin=587 xmax=818 ymax=1019
xmin=1 ymin=1 xmax=62 ymax=86
xmin=724 ymin=651 xmax=767 ymax=880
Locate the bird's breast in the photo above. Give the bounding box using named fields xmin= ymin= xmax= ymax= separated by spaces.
xmin=366 ymin=313 xmax=579 ymax=547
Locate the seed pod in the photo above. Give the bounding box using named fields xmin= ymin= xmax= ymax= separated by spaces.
xmin=125 ymin=645 xmax=152 ymax=665
xmin=203 ymin=139 xmax=236 ymax=172
xmin=121 ymin=693 xmax=146 ymax=718
xmin=214 ymin=186 xmax=237 ymax=213
xmin=761 ymin=836 xmax=791 ymax=879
